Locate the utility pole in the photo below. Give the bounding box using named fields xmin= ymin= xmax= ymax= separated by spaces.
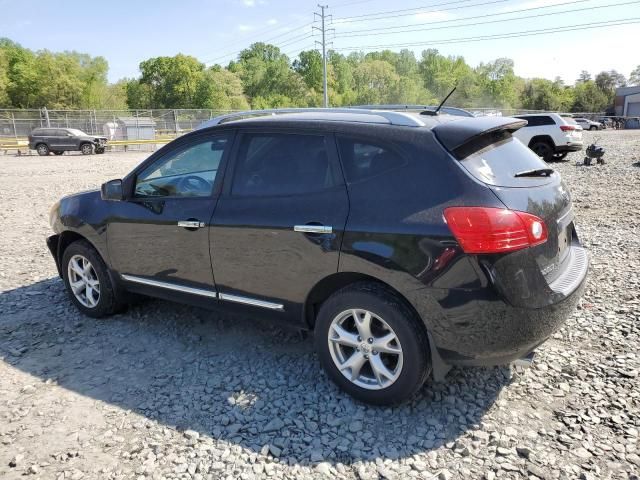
xmin=314 ymin=5 xmax=332 ymax=107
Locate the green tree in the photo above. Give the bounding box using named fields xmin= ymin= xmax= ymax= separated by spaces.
xmin=137 ymin=54 xmax=204 ymax=108
xmin=630 ymin=65 xmax=640 ymax=86
xmin=293 ymin=50 xmax=324 ymax=92
xmin=576 ymin=70 xmax=591 ymax=83
xmin=194 ymin=67 xmax=249 ymax=110
xmin=353 ymin=60 xmax=399 ymax=104
xmin=572 ymin=80 xmax=608 ymax=112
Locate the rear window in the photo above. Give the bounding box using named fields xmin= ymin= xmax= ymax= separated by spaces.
xmin=515 ymin=116 xmax=555 ymax=127
xmin=459 ymin=136 xmax=555 ymax=187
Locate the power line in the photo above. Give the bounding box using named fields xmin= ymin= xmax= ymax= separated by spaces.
xmin=334 ymin=0 xmax=590 ymax=35
xmin=333 ymin=0 xmax=639 ymax=38
xmin=332 ymin=0 xmax=476 ymax=22
xmin=333 ymin=17 xmax=640 ymax=50
xmin=204 ymin=21 xmax=315 ymax=64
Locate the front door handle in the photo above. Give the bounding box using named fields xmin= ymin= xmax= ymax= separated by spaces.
xmin=294 ymin=225 xmax=332 ymax=234
xmin=178 ymin=220 xmax=205 ymax=229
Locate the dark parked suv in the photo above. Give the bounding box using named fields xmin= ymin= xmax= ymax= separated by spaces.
xmin=29 ymin=127 xmax=107 ymax=156
xmin=47 ymin=108 xmax=588 ymax=404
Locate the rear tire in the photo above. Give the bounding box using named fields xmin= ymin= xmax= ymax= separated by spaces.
xmin=80 ymin=143 xmax=93 ymax=155
xmin=36 ymin=144 xmax=50 ymax=156
xmin=314 ymin=282 xmax=431 ymax=405
xmin=589 ymin=126 xmax=596 ymax=131
xmin=530 ymin=141 xmax=554 ymax=162
xmin=61 ymin=240 xmax=124 ymax=318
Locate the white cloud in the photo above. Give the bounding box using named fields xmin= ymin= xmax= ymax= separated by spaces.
xmin=267 ymin=18 xmax=278 ymax=25
xmin=237 ymin=24 xmax=254 ymax=32
xmin=242 ymin=0 xmax=255 ymax=6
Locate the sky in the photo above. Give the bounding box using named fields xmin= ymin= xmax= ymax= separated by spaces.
xmin=0 ymin=0 xmax=638 ymax=84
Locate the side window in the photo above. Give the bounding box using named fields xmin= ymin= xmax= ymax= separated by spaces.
xmin=232 ymin=133 xmax=334 ymax=196
xmin=135 ymin=135 xmax=229 ymax=198
xmin=56 ymin=129 xmax=68 ymax=137
xmin=336 ymin=137 xmax=405 ymax=182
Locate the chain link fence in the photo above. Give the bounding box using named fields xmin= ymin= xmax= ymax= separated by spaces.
xmin=1 ymin=107 xmax=631 ymax=143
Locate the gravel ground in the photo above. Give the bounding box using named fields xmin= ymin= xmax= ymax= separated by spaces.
xmin=0 ymin=130 xmax=639 ymax=480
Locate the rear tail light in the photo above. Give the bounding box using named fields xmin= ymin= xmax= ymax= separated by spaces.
xmin=443 ymin=207 xmax=548 ymax=254
xmin=560 ymin=125 xmax=577 ymax=131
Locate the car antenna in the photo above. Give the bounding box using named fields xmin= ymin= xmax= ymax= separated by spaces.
xmin=421 ymin=85 xmax=457 ymax=116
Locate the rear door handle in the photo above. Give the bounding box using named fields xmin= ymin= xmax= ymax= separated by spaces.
xmin=178 ymin=220 xmax=205 ymax=229
xmin=294 ymin=225 xmax=332 ymax=234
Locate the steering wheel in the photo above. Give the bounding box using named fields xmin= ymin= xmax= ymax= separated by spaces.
xmin=177 ymin=175 xmax=211 ymax=195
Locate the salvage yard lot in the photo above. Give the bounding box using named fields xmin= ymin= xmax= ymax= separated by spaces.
xmin=0 ymin=130 xmax=639 ymax=479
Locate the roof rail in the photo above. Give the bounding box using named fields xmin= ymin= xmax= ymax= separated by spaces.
xmin=197 ymin=107 xmax=426 ymax=129
xmin=350 ymin=104 xmax=475 ymax=118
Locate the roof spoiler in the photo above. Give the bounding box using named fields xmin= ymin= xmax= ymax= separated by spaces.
xmin=432 ymin=116 xmax=527 ymax=159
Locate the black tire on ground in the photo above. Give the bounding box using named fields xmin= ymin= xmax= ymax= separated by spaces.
xmin=94 ymin=147 xmax=105 ymax=154
xmin=61 ymin=239 xmax=124 ymax=318
xmin=589 ymin=126 xmax=596 ymax=131
xmin=552 ymin=152 xmax=568 ymax=161
xmin=314 ymin=282 xmax=431 ymax=405
xmin=53 ymin=151 xmax=64 ymax=156
xmin=80 ymin=143 xmax=93 ymax=155
xmin=36 ymin=143 xmax=50 ymax=156
xmin=530 ymin=141 xmax=554 ymax=162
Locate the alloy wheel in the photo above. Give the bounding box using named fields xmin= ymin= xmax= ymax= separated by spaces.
xmin=327 ymin=308 xmax=403 ymax=390
xmin=67 ymin=254 xmax=100 ymax=308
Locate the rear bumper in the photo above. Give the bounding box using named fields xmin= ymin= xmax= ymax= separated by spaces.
xmin=556 ymin=143 xmax=583 ymax=153
xmin=430 ymin=246 xmax=588 ymax=367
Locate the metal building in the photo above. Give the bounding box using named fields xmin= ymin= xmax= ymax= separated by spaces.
xmin=614 ymin=86 xmax=640 ymax=117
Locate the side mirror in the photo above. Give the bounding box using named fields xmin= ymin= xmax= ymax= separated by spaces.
xmin=101 ymin=179 xmax=124 ymax=201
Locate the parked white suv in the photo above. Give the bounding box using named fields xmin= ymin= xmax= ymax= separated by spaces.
xmin=573 ymin=117 xmax=604 ymax=130
xmin=513 ymin=113 xmax=583 ymax=161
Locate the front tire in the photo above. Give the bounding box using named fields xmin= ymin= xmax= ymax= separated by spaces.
xmin=552 ymin=152 xmax=568 ymax=161
xmin=62 ymin=240 xmax=123 ymax=318
xmin=36 ymin=144 xmax=50 ymax=156
xmin=589 ymin=126 xmax=596 ymax=131
xmin=314 ymin=282 xmax=431 ymax=405
xmin=80 ymin=143 xmax=93 ymax=155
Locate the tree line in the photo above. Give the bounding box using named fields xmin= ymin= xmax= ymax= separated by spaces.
xmin=1 ymin=38 xmax=639 ymax=113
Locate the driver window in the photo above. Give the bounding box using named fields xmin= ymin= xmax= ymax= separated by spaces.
xmin=135 ymin=135 xmax=230 ymax=198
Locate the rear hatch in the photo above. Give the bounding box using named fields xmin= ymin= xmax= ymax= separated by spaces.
xmin=433 ymin=117 xmax=574 ymax=283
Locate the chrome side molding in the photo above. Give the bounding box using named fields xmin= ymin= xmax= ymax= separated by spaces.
xmin=121 ymin=274 xmax=218 ymax=298
xmin=121 ymin=275 xmax=285 ymax=311
xmin=218 ymin=293 xmax=284 ymax=311
xmin=294 ymin=225 xmax=332 ymax=234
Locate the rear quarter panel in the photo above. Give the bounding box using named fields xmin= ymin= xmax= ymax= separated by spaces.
xmin=336 ymin=127 xmax=505 ymax=344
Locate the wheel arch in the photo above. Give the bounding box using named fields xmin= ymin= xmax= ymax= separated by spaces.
xmin=53 ymin=231 xmax=103 ymax=276
xmin=303 ymin=272 xmax=450 ymax=380
xmin=527 ymin=135 xmax=555 ymax=148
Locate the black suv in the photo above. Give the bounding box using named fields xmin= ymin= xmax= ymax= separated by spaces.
xmin=47 ymin=108 xmax=588 ymax=405
xmin=29 ymin=128 xmax=107 ymax=156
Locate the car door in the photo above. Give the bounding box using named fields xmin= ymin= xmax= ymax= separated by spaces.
xmin=49 ymin=129 xmax=67 ymax=150
xmin=107 ymin=131 xmax=233 ymax=296
xmin=59 ymin=129 xmax=77 ymax=150
xmin=210 ymin=129 xmax=349 ymax=320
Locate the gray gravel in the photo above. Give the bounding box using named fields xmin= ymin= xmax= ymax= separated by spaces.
xmin=1 ymin=131 xmax=639 ymax=479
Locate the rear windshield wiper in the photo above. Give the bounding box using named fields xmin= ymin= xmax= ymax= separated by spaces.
xmin=514 ymin=168 xmax=555 ymax=178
